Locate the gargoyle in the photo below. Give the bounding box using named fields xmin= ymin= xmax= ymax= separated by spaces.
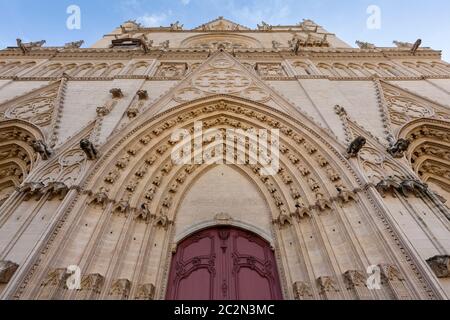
xmin=397 ymin=179 xmax=428 ymax=198
xmin=411 ymin=39 xmax=422 ymax=55
xmin=375 ymin=177 xmax=401 ymax=198
xmin=31 ymin=140 xmax=52 ymax=160
xmin=387 ymin=139 xmax=410 ymax=158
xmin=43 ymin=182 xmax=69 ymax=201
xmin=346 ymin=136 xmax=366 ymax=158
xmin=17 ymin=182 xmax=45 ymax=201
xmin=64 ymin=40 xmax=84 ymax=49
xmin=80 ymin=139 xmax=98 ymax=160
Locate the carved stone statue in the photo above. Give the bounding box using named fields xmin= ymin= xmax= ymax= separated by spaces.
xmin=346 ymin=136 xmax=366 ymax=158
xmin=393 ymin=41 xmax=414 ymax=48
xmin=17 ymin=38 xmax=46 ymax=54
xmin=387 ymin=138 xmax=411 ymax=158
xmin=80 ymin=139 xmax=98 ymax=160
xmin=355 ymin=41 xmax=376 ymax=49
xmin=31 ymin=140 xmax=52 ymax=160
xmin=64 ymin=40 xmax=84 ymax=49
xmin=170 ymin=21 xmax=183 ymax=31
xmin=258 ymin=21 xmax=272 ymax=31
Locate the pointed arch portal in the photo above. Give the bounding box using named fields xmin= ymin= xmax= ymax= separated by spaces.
xmin=166 ymin=226 xmax=283 ymax=300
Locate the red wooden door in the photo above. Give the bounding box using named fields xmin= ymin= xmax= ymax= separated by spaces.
xmin=166 ymin=227 xmax=283 ymax=300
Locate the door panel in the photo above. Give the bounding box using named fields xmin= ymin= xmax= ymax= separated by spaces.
xmin=166 ymin=227 xmax=283 ymax=300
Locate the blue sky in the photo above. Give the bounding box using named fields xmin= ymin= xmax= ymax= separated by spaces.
xmin=0 ymin=0 xmax=449 ymax=60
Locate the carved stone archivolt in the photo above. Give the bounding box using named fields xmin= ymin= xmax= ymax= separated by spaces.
xmin=398 ymin=120 xmax=450 ymax=196
xmin=0 ymin=121 xmax=43 ymax=206
xmin=10 ymin=92 xmax=444 ymax=301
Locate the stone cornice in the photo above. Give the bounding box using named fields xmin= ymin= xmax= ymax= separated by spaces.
xmin=1 ymin=74 xmax=449 ymax=82
xmin=0 ymin=47 xmax=443 ymax=60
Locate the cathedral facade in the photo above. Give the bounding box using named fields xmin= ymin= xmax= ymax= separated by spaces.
xmin=0 ymin=17 xmax=449 ymax=300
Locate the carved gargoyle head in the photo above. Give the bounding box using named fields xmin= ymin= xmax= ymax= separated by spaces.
xmin=346 ymin=136 xmax=367 ymax=158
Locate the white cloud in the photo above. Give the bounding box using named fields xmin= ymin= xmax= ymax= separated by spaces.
xmin=181 ymin=0 xmax=191 ymax=5
xmin=227 ymin=0 xmax=293 ymax=27
xmin=136 ymin=13 xmax=169 ymax=27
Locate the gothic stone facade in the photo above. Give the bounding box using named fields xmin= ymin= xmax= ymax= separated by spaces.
xmin=0 ymin=17 xmax=449 ymax=300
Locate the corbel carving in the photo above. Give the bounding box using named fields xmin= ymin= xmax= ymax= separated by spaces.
xmin=127 ymin=90 xmax=148 ymax=118
xmin=113 ymin=199 xmax=131 ymax=216
xmin=79 ymin=273 xmax=104 ymax=296
xmin=293 ymin=281 xmax=313 ymax=300
xmin=426 ymin=255 xmax=450 ymax=278
xmin=135 ymin=283 xmax=155 ymax=300
xmin=135 ymin=203 xmax=153 ymax=224
xmin=343 ymin=270 xmax=366 ymax=289
xmin=109 ymin=279 xmax=131 ymax=299
xmin=154 ymin=210 xmax=172 ymax=229
xmin=317 ymin=276 xmax=339 ymax=294
xmin=0 ymin=260 xmax=19 ymax=284
xmin=336 ymin=185 xmax=356 ymax=203
xmin=89 ymin=187 xmax=110 ymax=209
xmin=294 ymin=199 xmax=311 ymax=219
xmin=315 ymin=193 xmax=332 ymax=212
xmin=96 ymin=88 xmax=123 ymax=116
xmin=274 ymin=209 xmax=292 ymax=227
